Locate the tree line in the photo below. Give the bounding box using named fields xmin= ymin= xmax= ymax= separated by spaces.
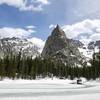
xmin=0 ymin=50 xmax=100 ymax=80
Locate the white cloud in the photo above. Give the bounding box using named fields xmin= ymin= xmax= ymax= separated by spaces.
xmin=0 ymin=0 xmax=50 ymax=12
xmin=0 ymin=0 xmax=25 ymax=8
xmin=62 ymin=19 xmax=100 ymax=44
xmin=0 ymin=27 xmax=45 ymax=52
xmin=36 ymin=0 xmax=50 ymax=5
xmin=27 ymin=29 xmax=36 ymax=33
xmin=26 ymin=25 xmax=36 ymax=33
xmin=0 ymin=27 xmax=35 ymax=38
xmin=26 ymin=25 xmax=36 ymax=29
xmin=20 ymin=4 xmax=43 ymax=12
xmin=90 ymin=33 xmax=100 ymax=41
xmin=49 ymin=24 xmax=56 ymax=29
xmin=28 ymin=37 xmax=45 ymax=52
xmin=62 ymin=19 xmax=96 ymax=39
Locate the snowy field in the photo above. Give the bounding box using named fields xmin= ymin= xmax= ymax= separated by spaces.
xmin=0 ymin=78 xmax=100 ymax=100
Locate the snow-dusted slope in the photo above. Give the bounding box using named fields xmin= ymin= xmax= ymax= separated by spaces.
xmin=78 ymin=47 xmax=93 ymax=59
xmin=0 ymin=37 xmax=41 ymax=58
xmin=78 ymin=43 xmax=99 ymax=60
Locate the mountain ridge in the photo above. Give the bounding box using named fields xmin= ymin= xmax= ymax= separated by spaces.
xmin=0 ymin=37 xmax=40 ymax=58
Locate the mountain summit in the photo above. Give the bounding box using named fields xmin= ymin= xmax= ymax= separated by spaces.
xmin=42 ymin=25 xmax=84 ymax=66
xmin=51 ymin=24 xmax=66 ymax=38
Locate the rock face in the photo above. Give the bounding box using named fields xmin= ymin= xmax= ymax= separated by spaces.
xmin=42 ymin=25 xmax=84 ymax=66
xmin=70 ymin=39 xmax=84 ymax=48
xmin=0 ymin=37 xmax=40 ymax=58
xmin=88 ymin=40 xmax=100 ymax=50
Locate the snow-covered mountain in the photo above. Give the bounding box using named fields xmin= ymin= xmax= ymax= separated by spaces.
xmin=0 ymin=27 xmax=99 ymax=64
xmin=78 ymin=40 xmax=100 ymax=60
xmin=88 ymin=40 xmax=100 ymax=50
xmin=0 ymin=37 xmax=41 ymax=58
xmin=41 ymin=25 xmax=100 ymax=66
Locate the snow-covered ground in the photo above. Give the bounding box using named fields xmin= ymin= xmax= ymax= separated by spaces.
xmin=0 ymin=78 xmax=100 ymax=100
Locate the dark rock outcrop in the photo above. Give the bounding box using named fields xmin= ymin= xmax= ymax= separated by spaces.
xmin=42 ymin=25 xmax=84 ymax=66
xmin=88 ymin=40 xmax=100 ymax=50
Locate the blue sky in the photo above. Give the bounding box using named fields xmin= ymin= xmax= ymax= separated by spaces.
xmin=0 ymin=0 xmax=100 ymax=45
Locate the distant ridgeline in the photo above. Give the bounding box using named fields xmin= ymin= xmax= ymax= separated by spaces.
xmin=0 ymin=25 xmax=100 ymax=80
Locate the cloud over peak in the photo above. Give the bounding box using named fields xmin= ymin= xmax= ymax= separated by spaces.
xmin=0 ymin=27 xmax=36 ymax=39
xmin=0 ymin=26 xmax=45 ymax=52
xmin=62 ymin=19 xmax=100 ymax=44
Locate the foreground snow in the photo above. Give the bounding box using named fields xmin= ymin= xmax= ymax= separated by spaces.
xmin=0 ymin=78 xmax=100 ymax=100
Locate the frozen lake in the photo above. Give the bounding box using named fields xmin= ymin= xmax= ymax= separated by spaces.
xmin=0 ymin=79 xmax=100 ymax=100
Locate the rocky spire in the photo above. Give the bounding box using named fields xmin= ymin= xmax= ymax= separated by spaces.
xmin=41 ymin=25 xmax=83 ymax=66
xmin=51 ymin=24 xmax=66 ymax=37
xmin=56 ymin=24 xmax=61 ymax=30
